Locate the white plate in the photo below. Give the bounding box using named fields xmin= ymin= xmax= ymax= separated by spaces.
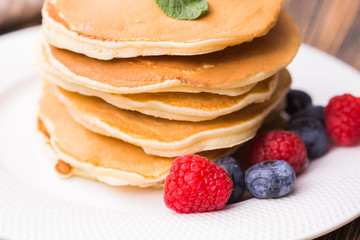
xmin=0 ymin=27 xmax=359 ymax=240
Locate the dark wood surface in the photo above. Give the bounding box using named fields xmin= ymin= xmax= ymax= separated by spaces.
xmin=284 ymin=0 xmax=360 ymax=71
xmin=0 ymin=1 xmax=359 ymax=239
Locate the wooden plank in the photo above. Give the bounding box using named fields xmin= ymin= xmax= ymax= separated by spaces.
xmin=284 ymin=0 xmax=360 ymax=70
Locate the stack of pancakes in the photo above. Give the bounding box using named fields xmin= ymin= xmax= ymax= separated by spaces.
xmin=37 ymin=0 xmax=300 ymax=187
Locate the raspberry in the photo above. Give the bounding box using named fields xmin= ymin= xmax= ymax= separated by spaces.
xmin=249 ymin=130 xmax=307 ymax=174
xmin=325 ymin=94 xmax=360 ymax=117
xmin=325 ymin=94 xmax=360 ymax=146
xmin=163 ymin=154 xmax=233 ymax=213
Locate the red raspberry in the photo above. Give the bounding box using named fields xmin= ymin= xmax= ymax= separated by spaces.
xmin=325 ymin=94 xmax=360 ymax=117
xmin=249 ymin=130 xmax=307 ymax=174
xmin=325 ymin=94 xmax=360 ymax=146
xmin=163 ymin=154 xmax=233 ymax=213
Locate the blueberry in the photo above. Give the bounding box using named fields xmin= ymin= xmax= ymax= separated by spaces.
xmin=216 ymin=157 xmax=245 ymax=204
xmin=287 ymin=117 xmax=329 ymax=159
xmin=292 ymin=106 xmax=325 ymax=125
xmin=286 ymin=89 xmax=312 ymax=115
xmin=245 ymin=160 xmax=295 ymax=199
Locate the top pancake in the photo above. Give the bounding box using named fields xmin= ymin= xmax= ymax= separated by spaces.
xmin=42 ymin=0 xmax=283 ymax=59
xmin=40 ymin=10 xmax=300 ymax=95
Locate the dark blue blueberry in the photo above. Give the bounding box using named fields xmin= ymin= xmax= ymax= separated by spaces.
xmin=286 ymin=89 xmax=312 ymax=115
xmin=287 ymin=117 xmax=329 ymax=159
xmin=216 ymin=157 xmax=245 ymax=204
xmin=291 ymin=106 xmax=325 ymax=125
xmin=245 ymin=160 xmax=295 ymax=199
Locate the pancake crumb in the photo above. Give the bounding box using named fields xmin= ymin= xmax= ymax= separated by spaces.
xmin=55 ymin=160 xmax=73 ymax=177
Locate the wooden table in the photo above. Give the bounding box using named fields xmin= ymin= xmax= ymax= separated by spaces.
xmin=0 ymin=1 xmax=359 ymax=239
xmin=284 ymin=0 xmax=360 ymax=71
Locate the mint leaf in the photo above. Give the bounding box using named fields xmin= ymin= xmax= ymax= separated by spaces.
xmin=156 ymin=0 xmax=208 ymax=20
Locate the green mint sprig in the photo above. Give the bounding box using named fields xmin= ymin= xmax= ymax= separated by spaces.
xmin=156 ymin=0 xmax=208 ymax=20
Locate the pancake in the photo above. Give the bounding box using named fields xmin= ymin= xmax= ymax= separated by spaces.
xmin=53 ymin=69 xmax=291 ymax=157
xmin=40 ymin=44 xmax=256 ymax=97
xmin=42 ymin=0 xmax=283 ymax=59
xmin=39 ymin=11 xmax=300 ymax=95
xmin=38 ymin=85 xmax=237 ymax=188
xmin=47 ymin=72 xmax=279 ymax=122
